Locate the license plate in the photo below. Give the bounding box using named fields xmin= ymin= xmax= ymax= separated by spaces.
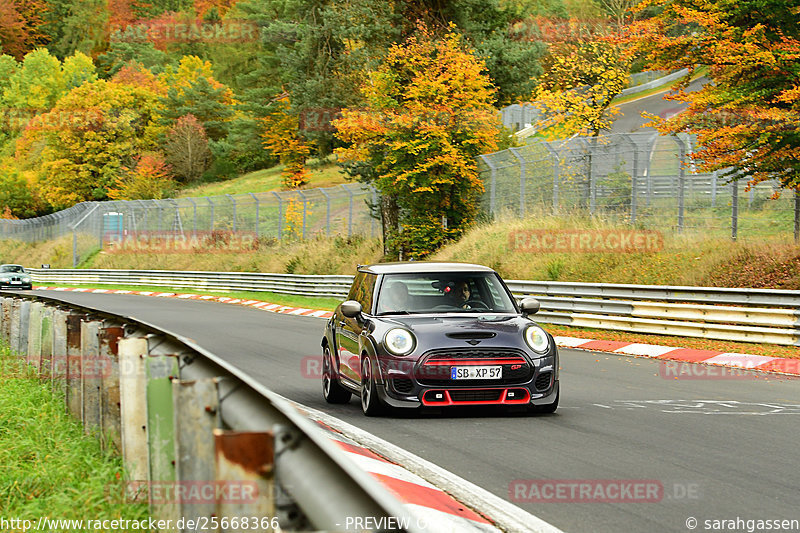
xmin=450 ymin=366 xmax=502 ymax=380
xmin=10 ymin=281 xmax=21 ymax=284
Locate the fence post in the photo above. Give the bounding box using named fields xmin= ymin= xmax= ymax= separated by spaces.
xmin=509 ymin=147 xmax=526 ymax=218
xmin=298 ymin=190 xmax=307 ymax=240
xmin=272 ymin=192 xmax=283 ymax=240
xmin=544 ymin=144 xmax=560 ymax=214
xmin=676 ymin=136 xmax=686 ymax=233
xmin=186 ymin=197 xmax=197 ymax=235
xmin=320 ymin=188 xmax=331 ymax=235
xmin=794 ymin=189 xmax=799 ymax=243
xmin=249 ymin=193 xmax=260 ymax=236
xmin=711 ymin=170 xmax=718 ymax=207
xmin=731 ymin=178 xmax=739 ymax=241
xmin=370 ymin=188 xmax=378 ymax=238
xmin=478 ymin=154 xmax=496 ymax=217
xmin=344 ymin=185 xmax=354 ymax=237
xmin=206 ymin=197 xmax=215 ymax=231
xmin=226 ymin=194 xmax=237 ymax=232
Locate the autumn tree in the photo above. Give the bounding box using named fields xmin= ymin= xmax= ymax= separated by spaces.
xmin=23 ymin=79 xmax=163 ymax=208
xmin=624 ymin=0 xmax=800 ymax=189
xmin=108 ymin=152 xmax=176 ymax=200
xmin=163 ymin=113 xmax=212 ymax=182
xmin=262 ymin=96 xmax=311 ymax=189
xmin=334 ymin=27 xmax=499 ymax=259
xmin=533 ymin=40 xmax=630 ymax=138
xmin=0 ymin=0 xmax=48 ymax=60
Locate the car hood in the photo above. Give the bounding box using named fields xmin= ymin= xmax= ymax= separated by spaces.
xmin=378 ymin=314 xmax=541 ymax=348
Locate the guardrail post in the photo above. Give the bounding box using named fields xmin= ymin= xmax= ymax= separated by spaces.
xmin=9 ymin=299 xmax=21 ymax=351
xmin=18 ymin=299 xmax=30 ymax=354
xmin=100 ymin=323 xmax=125 ymax=451
xmin=1 ymin=297 xmax=12 ymax=342
xmin=40 ymin=305 xmax=54 ymax=377
xmin=66 ymin=313 xmax=83 ymax=418
xmin=27 ymin=301 xmax=44 ymax=369
xmin=214 ymin=430 xmax=275 ymax=531
xmin=52 ymin=309 xmax=68 ymax=396
xmin=145 ymin=346 xmax=180 ymax=526
xmin=119 ymin=336 xmax=150 ymax=489
xmin=81 ymin=319 xmax=102 ymax=434
xmin=173 ymin=379 xmax=221 ymax=526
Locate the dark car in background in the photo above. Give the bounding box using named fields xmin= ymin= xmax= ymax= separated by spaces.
xmin=0 ymin=264 xmax=32 ymax=290
xmin=321 ymin=262 xmax=559 ymax=416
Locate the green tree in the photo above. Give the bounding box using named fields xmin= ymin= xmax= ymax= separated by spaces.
xmin=334 ymin=28 xmax=500 ymax=258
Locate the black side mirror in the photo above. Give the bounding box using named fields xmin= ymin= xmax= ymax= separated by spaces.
xmin=520 ymin=297 xmax=540 ymax=316
xmin=341 ymin=300 xmax=363 ymax=318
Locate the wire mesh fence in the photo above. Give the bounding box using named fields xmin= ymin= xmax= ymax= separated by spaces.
xmin=0 ymin=183 xmax=379 ymax=266
xmin=479 ymin=132 xmax=800 ymax=242
xmin=1 ymin=132 xmax=798 ymax=267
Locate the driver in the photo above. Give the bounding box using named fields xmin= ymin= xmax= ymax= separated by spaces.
xmin=382 ymin=281 xmax=410 ymax=312
xmin=446 ymin=280 xmax=471 ymax=309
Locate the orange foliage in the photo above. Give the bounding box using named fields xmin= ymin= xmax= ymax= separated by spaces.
xmin=262 ymin=95 xmax=311 ymax=189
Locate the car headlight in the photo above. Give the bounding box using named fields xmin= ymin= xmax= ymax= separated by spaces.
xmin=524 ymin=325 xmax=549 ymax=353
xmin=384 ymin=328 xmax=415 ymax=356
xmin=22 ymin=277 xmax=30 ymax=282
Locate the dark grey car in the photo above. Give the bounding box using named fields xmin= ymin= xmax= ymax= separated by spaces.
xmin=321 ymin=262 xmax=559 ymax=416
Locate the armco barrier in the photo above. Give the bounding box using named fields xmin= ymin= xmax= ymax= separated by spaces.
xmin=27 ymin=269 xmax=800 ymax=346
xmin=0 ymin=292 xmax=421 ymax=533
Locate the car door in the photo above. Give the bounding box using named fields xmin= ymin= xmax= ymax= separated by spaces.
xmin=335 ymin=272 xmax=377 ymax=384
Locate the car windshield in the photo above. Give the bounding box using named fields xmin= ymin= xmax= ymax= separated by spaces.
xmin=376 ymin=272 xmax=517 ymax=315
xmin=0 ymin=265 xmax=24 ymax=273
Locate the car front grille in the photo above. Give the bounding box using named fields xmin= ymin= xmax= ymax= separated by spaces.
xmin=416 ymin=348 xmax=533 ymax=386
xmin=448 ymin=389 xmax=503 ymax=402
xmin=535 ymin=371 xmax=553 ymax=391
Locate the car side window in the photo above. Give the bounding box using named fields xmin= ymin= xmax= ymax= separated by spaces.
xmin=347 ymin=272 xmax=377 ymax=314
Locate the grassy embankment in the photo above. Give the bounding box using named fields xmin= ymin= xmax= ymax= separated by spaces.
xmin=0 ymin=341 xmax=147 ymax=523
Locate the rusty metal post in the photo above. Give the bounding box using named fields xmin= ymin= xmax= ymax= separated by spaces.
xmin=65 ymin=313 xmax=84 ymax=418
xmin=172 ymin=379 xmax=221 ymax=527
xmin=119 ymin=336 xmax=150 ymax=490
xmin=99 ymin=322 xmax=125 ymax=451
xmin=40 ymin=305 xmax=54 ymax=378
xmin=81 ymin=319 xmax=102 ymax=433
xmin=27 ymin=301 xmax=43 ymax=369
xmin=214 ymin=430 xmax=276 ymax=532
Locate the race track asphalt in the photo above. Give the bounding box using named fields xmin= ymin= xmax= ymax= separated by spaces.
xmin=16 ymin=291 xmax=800 ymax=533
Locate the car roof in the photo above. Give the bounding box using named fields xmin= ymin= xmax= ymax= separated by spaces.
xmin=358 ymin=261 xmax=497 ymax=274
xmin=0 ymin=264 xmax=23 ymax=268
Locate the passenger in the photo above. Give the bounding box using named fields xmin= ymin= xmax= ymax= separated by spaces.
xmin=382 ymin=281 xmax=410 ymax=312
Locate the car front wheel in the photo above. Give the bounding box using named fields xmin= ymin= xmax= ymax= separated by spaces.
xmin=322 ymin=345 xmax=351 ymax=404
xmin=360 ymin=357 xmax=385 ymax=416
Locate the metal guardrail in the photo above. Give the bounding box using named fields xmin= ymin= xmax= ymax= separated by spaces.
xmin=0 ymin=292 xmax=421 ymax=532
xmin=27 ymin=268 xmax=800 ymax=346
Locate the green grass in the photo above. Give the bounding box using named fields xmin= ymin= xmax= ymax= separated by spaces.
xmin=38 ymin=283 xmax=341 ymax=311
xmin=178 ymin=163 xmax=349 ymax=198
xmin=0 ymin=342 xmax=148 ymax=524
